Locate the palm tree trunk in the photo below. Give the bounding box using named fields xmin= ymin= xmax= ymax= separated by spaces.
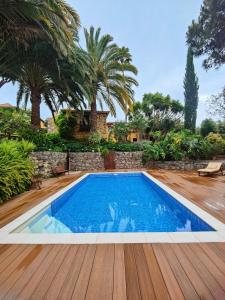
xmin=30 ymin=88 xmax=41 ymax=129
xmin=90 ymin=97 xmax=97 ymax=132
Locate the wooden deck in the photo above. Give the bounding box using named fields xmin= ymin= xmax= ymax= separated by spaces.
xmin=0 ymin=170 xmax=225 ymax=299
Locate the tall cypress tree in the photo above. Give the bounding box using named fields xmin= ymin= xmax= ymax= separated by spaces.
xmin=184 ymin=47 xmax=199 ymax=132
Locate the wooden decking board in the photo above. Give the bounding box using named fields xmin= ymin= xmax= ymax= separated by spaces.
xmin=124 ymin=244 xmax=142 ymax=300
xmin=56 ymin=245 xmax=88 ymax=300
xmin=113 ymin=244 xmax=127 ymax=300
xmin=31 ymin=245 xmax=71 ymax=299
xmin=143 ymin=244 xmax=170 ymax=300
xmin=152 ymin=244 xmax=185 ymax=300
xmin=17 ymin=245 xmax=63 ymax=299
xmin=182 ymin=244 xmax=225 ymax=299
xmin=172 ymin=244 xmax=214 ymax=300
xmin=85 ymin=244 xmax=114 ymax=300
xmin=161 ymin=244 xmax=199 ymax=300
xmin=0 ymin=170 xmax=225 ymax=299
xmin=189 ymin=244 xmax=225 ymax=291
xmin=2 ymin=245 xmax=51 ymax=300
xmin=70 ymin=245 xmax=96 ymax=300
xmin=199 ymin=243 xmax=225 ymax=276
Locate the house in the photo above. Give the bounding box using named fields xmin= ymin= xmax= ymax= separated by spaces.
xmin=107 ymin=122 xmax=140 ymax=142
xmin=47 ymin=110 xmax=110 ymax=140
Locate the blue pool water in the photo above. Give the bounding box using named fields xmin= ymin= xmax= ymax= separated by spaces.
xmin=19 ymin=173 xmax=214 ymax=233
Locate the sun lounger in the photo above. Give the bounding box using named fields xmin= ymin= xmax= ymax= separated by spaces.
xmin=198 ymin=162 xmax=224 ymax=176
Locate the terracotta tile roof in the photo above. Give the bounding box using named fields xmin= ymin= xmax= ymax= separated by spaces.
xmin=0 ymin=103 xmax=15 ymax=108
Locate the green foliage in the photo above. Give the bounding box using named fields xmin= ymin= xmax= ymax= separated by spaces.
xmin=130 ymin=93 xmax=184 ymax=134
xmin=88 ymin=131 xmax=103 ymax=145
xmin=142 ymin=143 xmax=165 ymax=163
xmin=113 ymin=122 xmax=129 ymax=142
xmin=184 ymin=47 xmax=199 ymax=132
xmin=206 ymin=133 xmax=225 ymax=156
xmin=187 ymin=0 xmax=225 ymax=69
xmin=0 ymin=140 xmax=35 ymax=203
xmin=56 ymin=111 xmax=77 ymax=140
xmin=208 ymin=89 xmax=225 ymax=120
xmin=82 ymin=27 xmax=138 ymax=131
xmin=200 ymin=118 xmax=217 ymax=137
xmin=0 ymin=108 xmax=30 ymax=138
xmin=129 ymin=114 xmax=148 ymax=139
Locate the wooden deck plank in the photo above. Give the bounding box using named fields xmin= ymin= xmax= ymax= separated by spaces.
xmin=124 ymin=244 xmax=142 ymax=300
xmin=199 ymin=243 xmax=225 ymax=276
xmin=152 ymin=244 xmax=185 ymax=300
xmin=2 ymin=245 xmax=51 ymax=300
xmin=113 ymin=244 xmax=127 ymax=300
xmin=161 ymin=244 xmax=199 ymax=300
xmin=132 ymin=244 xmax=156 ymax=300
xmin=56 ymin=244 xmax=88 ymax=300
xmin=31 ymin=245 xmax=70 ymax=299
xmin=143 ymin=244 xmax=170 ymax=300
xmin=70 ymin=245 xmax=96 ymax=300
xmin=181 ymin=244 xmax=225 ymax=299
xmin=44 ymin=245 xmax=79 ymax=300
xmin=190 ymin=244 xmax=225 ymax=290
xmin=172 ymin=244 xmax=214 ymax=300
xmin=85 ymin=244 xmax=114 ymax=300
xmin=17 ymin=245 xmax=63 ymax=299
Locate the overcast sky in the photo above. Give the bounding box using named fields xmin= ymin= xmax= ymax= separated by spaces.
xmin=0 ymin=0 xmax=224 ymax=125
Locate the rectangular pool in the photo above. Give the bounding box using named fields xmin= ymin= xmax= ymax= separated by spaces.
xmin=15 ymin=172 xmax=214 ymax=233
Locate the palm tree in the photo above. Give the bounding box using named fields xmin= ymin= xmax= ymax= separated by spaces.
xmin=16 ymin=42 xmax=86 ymax=128
xmin=0 ymin=0 xmax=80 ymax=57
xmin=83 ymin=27 xmax=138 ymax=132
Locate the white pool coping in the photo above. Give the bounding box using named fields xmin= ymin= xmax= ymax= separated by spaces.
xmin=0 ymin=171 xmax=225 ymax=244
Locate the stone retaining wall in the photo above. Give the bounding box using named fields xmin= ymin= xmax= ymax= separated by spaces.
xmin=30 ymin=151 xmax=225 ymax=177
xmin=115 ymin=152 xmax=143 ymax=169
xmin=30 ymin=152 xmax=67 ymax=177
xmin=69 ymin=152 xmax=104 ymax=171
xmin=147 ymin=160 xmax=215 ymax=170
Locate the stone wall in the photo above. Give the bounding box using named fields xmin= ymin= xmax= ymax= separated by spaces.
xmin=30 ymin=151 xmax=225 ymax=177
xmin=115 ymin=152 xmax=143 ymax=169
xmin=147 ymin=160 xmax=225 ymax=170
xmin=69 ymin=152 xmax=104 ymax=171
xmin=30 ymin=152 xmax=67 ymax=177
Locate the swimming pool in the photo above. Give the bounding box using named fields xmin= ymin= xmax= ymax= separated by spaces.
xmin=14 ymin=172 xmax=214 ymax=233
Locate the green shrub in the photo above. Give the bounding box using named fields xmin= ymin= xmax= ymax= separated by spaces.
xmin=0 ymin=140 xmax=35 ymax=203
xmin=112 ymin=122 xmax=129 ymax=142
xmin=206 ymin=133 xmax=225 ymax=155
xmin=200 ymin=118 xmax=217 ymax=137
xmin=143 ymin=143 xmax=165 ymax=163
xmin=55 ymin=111 xmax=77 ymax=140
xmin=88 ymin=131 xmax=103 ymax=145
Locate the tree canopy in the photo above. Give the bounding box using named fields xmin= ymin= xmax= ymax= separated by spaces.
xmin=186 ymin=0 xmax=225 ymax=70
xmin=184 ymin=47 xmax=199 ymax=132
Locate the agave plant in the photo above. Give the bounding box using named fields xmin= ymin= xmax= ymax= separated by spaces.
xmin=82 ymin=27 xmax=138 ymax=131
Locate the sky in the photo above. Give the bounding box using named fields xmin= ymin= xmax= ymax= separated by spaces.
xmin=0 ymin=0 xmax=224 ymax=125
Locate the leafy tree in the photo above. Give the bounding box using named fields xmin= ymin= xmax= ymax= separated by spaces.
xmin=56 ymin=110 xmax=77 ymax=140
xmin=132 ymin=93 xmax=183 ymax=133
xmin=187 ymin=0 xmax=225 ymax=70
xmin=207 ymin=89 xmax=225 ymax=120
xmin=0 ymin=107 xmax=30 ymax=138
xmin=184 ymin=47 xmax=199 ymax=132
xmin=113 ymin=122 xmax=129 ymax=142
xmin=200 ymin=118 xmax=217 ymax=137
xmin=82 ymin=27 xmax=138 ymax=131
